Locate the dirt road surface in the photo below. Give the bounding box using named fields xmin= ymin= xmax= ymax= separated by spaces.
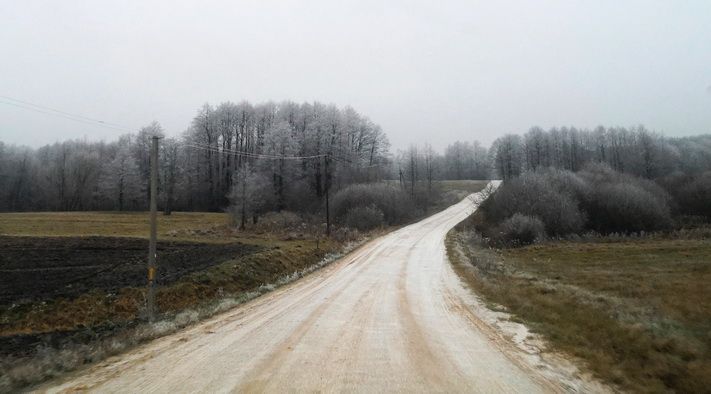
xmin=40 ymin=187 xmax=599 ymax=393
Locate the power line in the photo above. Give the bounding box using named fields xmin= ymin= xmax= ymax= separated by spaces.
xmin=330 ymin=154 xmax=386 ymax=168
xmin=184 ymin=142 xmax=326 ymax=160
xmin=0 ymin=95 xmax=134 ymax=132
xmin=0 ymin=95 xmax=384 ymax=166
xmin=188 ymin=142 xmax=326 ymax=160
xmin=0 ymin=99 xmax=132 ymax=132
xmin=186 ymin=142 xmax=386 ymax=167
xmin=0 ymin=95 xmax=131 ymax=129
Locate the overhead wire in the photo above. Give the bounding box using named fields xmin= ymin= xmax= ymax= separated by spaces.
xmin=185 ymin=141 xmax=388 ymax=170
xmin=185 ymin=142 xmax=385 ymax=168
xmin=330 ymin=153 xmax=386 ymax=168
xmin=184 ymin=142 xmax=326 ymax=160
xmin=0 ymin=94 xmax=135 ymax=132
xmin=189 ymin=141 xmax=326 ymax=159
xmin=0 ymin=94 xmax=384 ymax=166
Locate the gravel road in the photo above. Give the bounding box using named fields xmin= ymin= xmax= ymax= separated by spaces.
xmin=41 ymin=185 xmax=598 ymax=393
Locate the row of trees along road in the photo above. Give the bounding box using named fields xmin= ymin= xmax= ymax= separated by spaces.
xmin=4 ymin=112 xmax=710 ymax=221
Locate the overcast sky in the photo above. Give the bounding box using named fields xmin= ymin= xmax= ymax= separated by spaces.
xmin=1 ymin=0 xmax=710 ymax=151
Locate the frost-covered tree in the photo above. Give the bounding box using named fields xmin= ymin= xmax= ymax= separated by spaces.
xmin=100 ymin=145 xmax=141 ymax=211
xmin=443 ymin=141 xmax=490 ymax=180
xmin=491 ymin=134 xmax=524 ymax=181
xmin=229 ymin=164 xmax=271 ymax=229
xmin=160 ymin=137 xmax=180 ymax=215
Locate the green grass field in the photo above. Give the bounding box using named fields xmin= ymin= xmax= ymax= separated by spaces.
xmin=447 ymin=228 xmax=711 ymax=392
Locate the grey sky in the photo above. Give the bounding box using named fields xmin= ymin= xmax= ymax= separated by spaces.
xmin=1 ymin=0 xmax=710 ymax=151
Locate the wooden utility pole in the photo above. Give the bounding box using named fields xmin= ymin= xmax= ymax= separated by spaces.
xmin=147 ymin=136 xmax=159 ymax=321
xmin=325 ymin=153 xmax=331 ymax=236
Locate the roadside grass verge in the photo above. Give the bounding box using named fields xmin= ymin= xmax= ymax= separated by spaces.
xmin=446 ymin=223 xmax=711 ymax=392
xmin=0 ymin=237 xmax=339 ymax=336
xmin=0 ymin=238 xmax=366 ymax=391
xmin=0 ymin=186 xmax=480 ymax=391
xmin=0 ymin=210 xmax=365 ymax=391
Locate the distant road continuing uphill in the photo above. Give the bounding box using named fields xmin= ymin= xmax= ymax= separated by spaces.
xmin=43 ymin=184 xmax=585 ymax=393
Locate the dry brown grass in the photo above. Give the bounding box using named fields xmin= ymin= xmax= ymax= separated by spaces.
xmin=1 ymin=236 xmax=341 ymax=336
xmin=0 ymin=211 xmax=229 ymax=241
xmin=0 ymin=210 xmax=361 ymax=391
xmin=437 ymin=179 xmax=490 ymax=193
xmin=0 ymin=240 xmax=364 ymax=391
xmin=447 ymin=228 xmax=711 ymax=393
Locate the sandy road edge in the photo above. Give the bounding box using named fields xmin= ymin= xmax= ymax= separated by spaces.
xmin=23 ymin=233 xmax=384 ymax=392
xmin=444 ymin=226 xmax=612 ymax=393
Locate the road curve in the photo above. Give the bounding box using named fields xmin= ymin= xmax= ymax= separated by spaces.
xmin=43 ymin=186 xmax=574 ymax=393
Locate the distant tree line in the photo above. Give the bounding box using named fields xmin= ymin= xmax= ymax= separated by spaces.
xmin=3 ymin=115 xmax=711 ymax=236
xmin=482 ymin=126 xmax=711 ymax=245
xmin=394 ymin=141 xmax=490 ymax=184
xmin=489 ymin=125 xmax=711 ymax=180
xmin=0 ymin=101 xmax=391 ymax=217
xmin=387 ymin=141 xmax=490 ymax=210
